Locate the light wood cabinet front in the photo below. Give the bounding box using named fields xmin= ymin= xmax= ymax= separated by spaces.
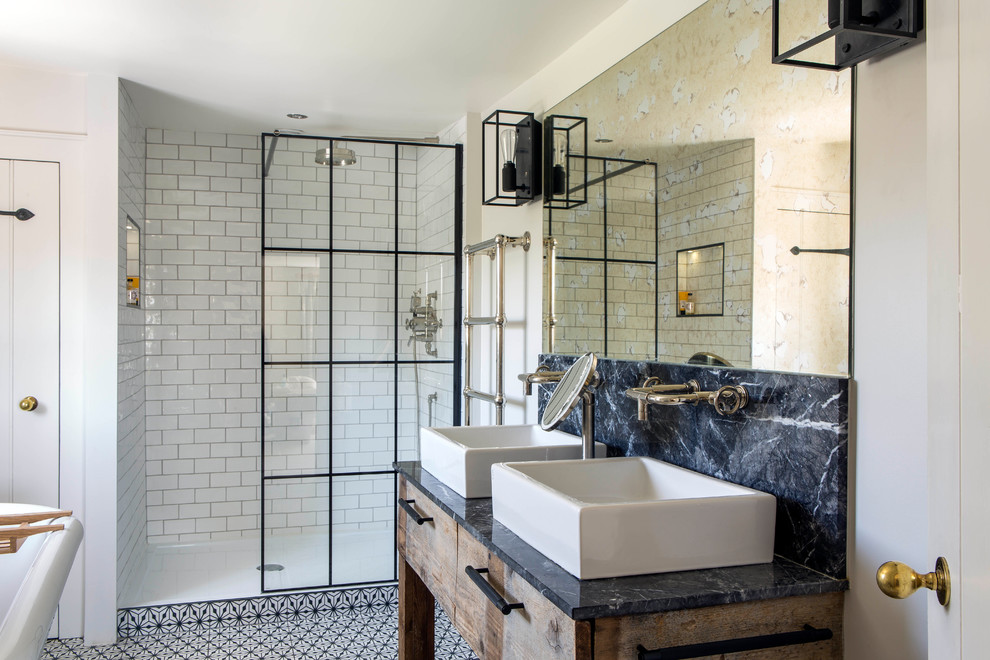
xmin=500 ymin=566 xmax=591 ymax=659
xmin=592 ymin=592 xmax=843 ymax=659
xmin=397 ymin=479 xmax=457 ymax=617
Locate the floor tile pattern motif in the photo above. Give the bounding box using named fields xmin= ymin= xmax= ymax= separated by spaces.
xmin=44 ymin=586 xmax=477 ymax=659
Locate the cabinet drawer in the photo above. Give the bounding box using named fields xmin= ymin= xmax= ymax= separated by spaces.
xmin=455 ymin=529 xmax=503 ymax=658
xmin=593 ymin=592 xmax=843 ymax=660
xmin=397 ymin=478 xmax=457 ymax=617
xmin=500 ymin=565 xmax=590 ymax=660
xmin=456 ymin=529 xmax=590 ymax=660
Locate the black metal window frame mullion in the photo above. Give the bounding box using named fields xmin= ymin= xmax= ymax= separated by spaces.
xmin=260 ymin=133 xmax=268 ymax=591
xmin=602 ymin=162 xmax=609 ymax=357
xmin=653 ymin=162 xmax=659 ymax=360
xmin=392 ymin=141 xmax=400 ymax=583
xmin=327 ymin=137 xmax=335 ymax=588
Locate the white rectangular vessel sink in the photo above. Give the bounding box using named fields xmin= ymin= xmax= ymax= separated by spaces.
xmin=420 ymin=425 xmax=606 ymax=498
xmin=491 ymin=457 xmax=776 ymax=579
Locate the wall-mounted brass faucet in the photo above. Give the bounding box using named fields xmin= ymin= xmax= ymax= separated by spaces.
xmin=625 ymin=376 xmax=749 ymax=420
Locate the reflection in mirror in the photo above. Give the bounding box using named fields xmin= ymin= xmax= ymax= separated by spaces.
xmin=542 ymin=0 xmax=851 ymax=376
xmin=125 ymin=216 xmax=141 ymax=308
xmin=545 ymin=157 xmax=658 ymax=359
xmin=677 ymin=243 xmax=724 ymax=318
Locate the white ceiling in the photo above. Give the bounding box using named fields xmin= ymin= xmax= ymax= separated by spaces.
xmin=0 ymin=0 xmax=628 ymax=136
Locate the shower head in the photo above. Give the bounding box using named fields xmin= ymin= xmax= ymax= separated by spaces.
xmin=316 ymin=146 xmax=357 ymax=167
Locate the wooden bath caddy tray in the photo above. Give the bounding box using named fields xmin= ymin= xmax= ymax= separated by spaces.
xmin=0 ymin=510 xmax=72 ymax=554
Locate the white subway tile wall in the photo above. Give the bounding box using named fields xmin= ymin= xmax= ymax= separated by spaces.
xmin=145 ymin=130 xmax=264 ymax=544
xmin=118 ymin=81 xmax=148 ymax=603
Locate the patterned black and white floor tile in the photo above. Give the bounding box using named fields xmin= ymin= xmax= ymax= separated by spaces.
xmin=44 ymin=600 xmax=477 ymax=659
xmin=116 ymin=586 xmax=402 ymax=637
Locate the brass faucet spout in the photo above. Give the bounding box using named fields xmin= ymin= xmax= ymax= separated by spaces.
xmin=518 ymin=365 xmax=567 ymax=396
xmin=624 ymin=379 xmax=748 ymax=419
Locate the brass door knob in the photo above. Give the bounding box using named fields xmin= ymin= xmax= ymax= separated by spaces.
xmin=18 ymin=396 xmax=38 ymax=412
xmin=877 ymin=557 xmax=950 ymax=606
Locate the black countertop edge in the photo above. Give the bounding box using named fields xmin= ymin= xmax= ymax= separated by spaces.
xmin=395 ymin=461 xmax=848 ymax=621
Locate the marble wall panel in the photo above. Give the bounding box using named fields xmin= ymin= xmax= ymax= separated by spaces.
xmin=538 ymin=353 xmax=847 ymax=578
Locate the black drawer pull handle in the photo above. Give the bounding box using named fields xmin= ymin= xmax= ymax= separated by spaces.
xmin=464 ymin=566 xmax=524 ymax=615
xmin=397 ymin=498 xmax=433 ymax=525
xmin=636 ymin=624 xmax=832 ymax=659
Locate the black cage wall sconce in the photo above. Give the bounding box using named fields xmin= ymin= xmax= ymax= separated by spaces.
xmin=483 ymin=110 xmax=542 ymax=206
xmin=772 ymin=0 xmax=923 ymax=70
xmin=544 ymin=115 xmax=588 ymax=210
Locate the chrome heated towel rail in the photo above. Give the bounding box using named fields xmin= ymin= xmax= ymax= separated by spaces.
xmin=463 ymin=232 xmax=531 ymax=425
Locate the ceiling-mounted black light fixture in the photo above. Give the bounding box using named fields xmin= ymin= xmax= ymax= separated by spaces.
xmin=772 ymin=0 xmax=923 ymax=71
xmin=482 ymin=110 xmax=542 ymax=206
xmin=544 ymin=115 xmax=588 ymax=210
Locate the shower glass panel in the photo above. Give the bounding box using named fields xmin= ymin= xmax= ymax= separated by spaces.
xmin=262 ymin=134 xmax=461 ymax=592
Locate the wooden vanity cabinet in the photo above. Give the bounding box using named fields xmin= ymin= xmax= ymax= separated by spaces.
xmin=399 ymin=478 xmax=590 ymax=659
xmin=398 ymin=476 xmax=843 ymax=659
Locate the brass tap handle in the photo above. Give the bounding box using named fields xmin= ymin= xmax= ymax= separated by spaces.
xmin=19 ymin=396 xmax=38 ymax=412
xmin=877 ymin=557 xmax=950 ymax=606
xmin=711 ymin=386 xmax=748 ymax=415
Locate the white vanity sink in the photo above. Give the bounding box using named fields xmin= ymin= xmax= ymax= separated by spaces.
xmin=420 ymin=425 xmax=606 ymax=498
xmin=491 ymin=456 xmax=776 ymax=579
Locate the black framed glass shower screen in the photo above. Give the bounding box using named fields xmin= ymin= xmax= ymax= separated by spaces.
xmin=546 ymin=156 xmax=659 ymax=358
xmin=261 ymin=134 xmax=462 ymax=592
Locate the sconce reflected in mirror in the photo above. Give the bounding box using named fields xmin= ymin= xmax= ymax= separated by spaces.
xmin=483 ymin=110 xmax=542 ymax=206
xmin=544 ymin=115 xmax=588 ymax=209
xmin=772 ymin=0 xmax=923 ymax=70
xmin=125 ymin=216 xmax=141 ymax=308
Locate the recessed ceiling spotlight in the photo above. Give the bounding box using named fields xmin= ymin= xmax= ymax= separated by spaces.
xmin=286 ymin=113 xmax=308 ymax=120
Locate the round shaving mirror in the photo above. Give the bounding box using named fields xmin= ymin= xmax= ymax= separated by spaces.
xmin=541 ymin=353 xmax=597 ymax=431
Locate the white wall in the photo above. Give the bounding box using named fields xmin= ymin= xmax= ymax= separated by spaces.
xmin=0 ymin=63 xmax=120 ymax=643
xmin=82 ymin=72 xmax=123 ymax=644
xmin=847 ymin=44 xmax=929 ymax=658
xmin=116 ymin=81 xmax=147 ymax=606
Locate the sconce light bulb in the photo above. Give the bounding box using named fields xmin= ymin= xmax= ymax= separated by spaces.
xmin=553 ymin=131 xmax=568 ymax=167
xmin=499 ymin=127 xmax=518 ymax=192
xmin=499 ymin=128 xmax=518 ymax=166
xmin=551 ymin=131 xmax=568 ymax=196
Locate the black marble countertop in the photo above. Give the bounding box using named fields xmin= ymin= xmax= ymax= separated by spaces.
xmin=396 ymin=461 xmax=848 ymax=621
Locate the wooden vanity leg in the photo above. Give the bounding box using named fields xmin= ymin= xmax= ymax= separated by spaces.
xmin=399 ymin=556 xmax=435 ymax=659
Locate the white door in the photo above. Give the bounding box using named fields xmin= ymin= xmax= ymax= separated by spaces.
xmin=0 ymin=158 xmax=60 ymax=508
xmin=926 ymin=0 xmax=990 ymax=655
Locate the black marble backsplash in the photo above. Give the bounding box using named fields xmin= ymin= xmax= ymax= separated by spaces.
xmin=538 ymin=354 xmax=848 ymax=579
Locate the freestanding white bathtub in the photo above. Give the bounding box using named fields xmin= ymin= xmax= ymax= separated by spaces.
xmin=0 ymin=504 xmax=83 ymax=660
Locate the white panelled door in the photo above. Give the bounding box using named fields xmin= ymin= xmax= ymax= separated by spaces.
xmin=926 ymin=0 xmax=990 ymax=655
xmin=0 ymin=159 xmax=60 ymax=509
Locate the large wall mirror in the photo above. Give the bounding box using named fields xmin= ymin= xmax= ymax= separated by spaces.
xmin=543 ymin=0 xmax=852 ymax=376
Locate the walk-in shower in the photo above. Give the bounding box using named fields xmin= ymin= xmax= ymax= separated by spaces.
xmin=261 ymin=134 xmax=462 ymax=591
